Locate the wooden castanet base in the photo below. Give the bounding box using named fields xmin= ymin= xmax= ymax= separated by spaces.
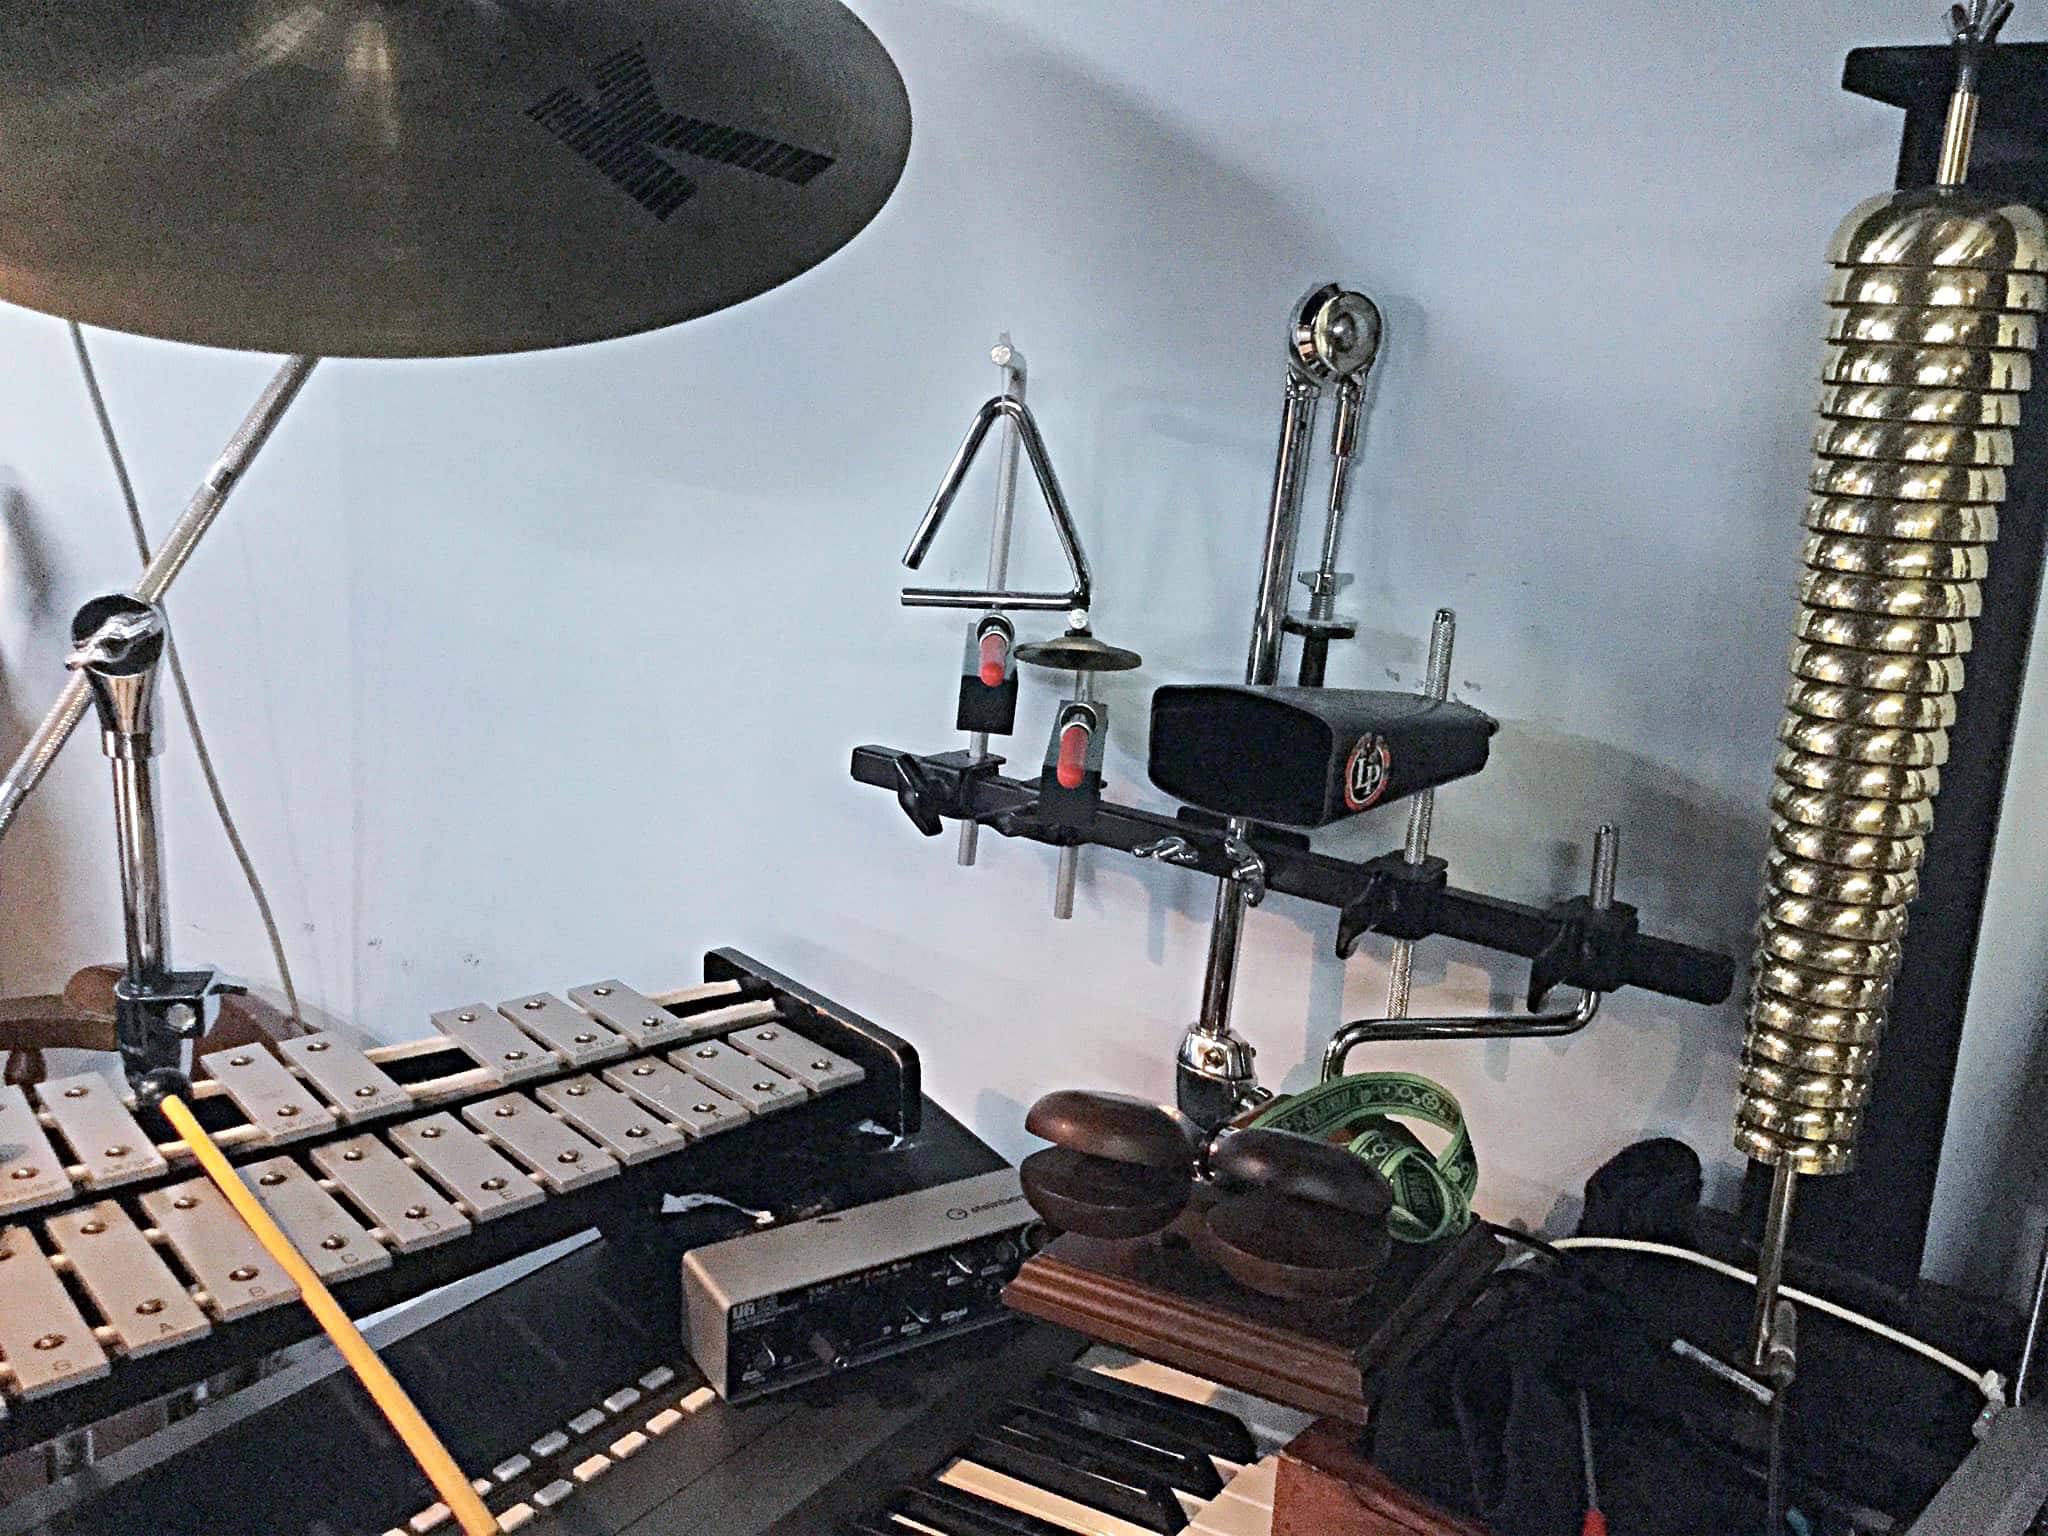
xmin=1276 ymin=1419 xmax=1495 ymax=1535
xmin=1002 ymin=1208 xmax=1504 ymax=1424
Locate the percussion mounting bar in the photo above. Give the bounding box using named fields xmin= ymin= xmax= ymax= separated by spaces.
xmin=851 ymin=744 xmax=1733 ymax=1010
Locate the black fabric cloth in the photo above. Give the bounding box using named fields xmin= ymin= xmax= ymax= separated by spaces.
xmin=1577 ymin=1137 xmax=1702 ymax=1247
xmin=1366 ymin=1262 xmax=1766 ymax=1536
xmin=1362 ymin=1137 xmax=1982 ymax=1535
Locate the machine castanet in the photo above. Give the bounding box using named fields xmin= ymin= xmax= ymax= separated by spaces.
xmin=1737 ymin=0 xmax=2046 ymax=1376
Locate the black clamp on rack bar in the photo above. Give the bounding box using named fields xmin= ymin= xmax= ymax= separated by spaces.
xmin=854 ymin=744 xmax=1735 ymax=1009
xmin=1528 ymin=893 xmax=1640 ymax=1011
xmin=1336 ymin=851 xmax=1449 ymax=955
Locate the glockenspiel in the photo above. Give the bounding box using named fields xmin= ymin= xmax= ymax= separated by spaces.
xmin=0 ymin=949 xmax=917 ymax=1457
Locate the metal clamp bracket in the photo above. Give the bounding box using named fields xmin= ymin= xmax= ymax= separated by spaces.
xmin=1528 ymin=893 xmax=1640 ymax=1011
xmin=890 ymin=749 xmax=1003 ymax=838
xmin=1337 ymin=851 xmax=1450 ymax=954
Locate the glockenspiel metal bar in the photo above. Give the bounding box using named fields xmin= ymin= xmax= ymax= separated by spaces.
xmin=0 ymin=1085 xmax=76 ymax=1216
xmin=386 ymin=1114 xmax=545 ymax=1222
xmin=569 ymin=980 xmax=734 ymax=1050
xmin=727 ymin=1024 xmax=866 ymax=1095
xmin=600 ymin=1059 xmax=752 ymax=1139
xmin=460 ymin=1096 xmax=616 ymax=1194
xmin=243 ymin=1156 xmax=390 ymax=1282
xmin=430 ymin=1004 xmax=560 ymax=1086
xmin=309 ymin=1136 xmax=471 ymax=1256
xmin=532 ymin=1077 xmax=685 ymax=1166
xmin=276 ymin=1035 xmax=411 ymax=1124
xmin=44 ymin=1201 xmax=210 ymax=1359
xmin=671 ymin=1040 xmax=806 ymax=1114
xmin=0 ymin=1225 xmax=111 ymax=1397
xmin=139 ymin=1180 xmax=294 ymax=1322
xmin=497 ymin=993 xmax=631 ymax=1069
xmin=197 ymin=1045 xmax=338 ymax=1145
xmin=35 ymin=1073 xmax=167 ymax=1191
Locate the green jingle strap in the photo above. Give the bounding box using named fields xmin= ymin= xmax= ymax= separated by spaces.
xmin=1247 ymin=1072 xmax=1477 ymax=1244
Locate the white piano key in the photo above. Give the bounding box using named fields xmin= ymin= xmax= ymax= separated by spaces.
xmin=1186 ymin=1457 xmax=1280 ymax=1536
xmin=243 ymin=1156 xmax=390 ymax=1281
xmin=498 ymin=993 xmax=631 ymax=1068
xmin=938 ymin=1457 xmax=1159 ymax=1536
xmin=533 ymin=1077 xmax=684 ymax=1165
xmin=600 ymin=1059 xmax=751 ymax=1138
xmin=140 ymin=1179 xmax=294 ymax=1321
xmin=310 ymin=1136 xmax=472 ymax=1254
xmin=430 ymin=1004 xmax=558 ymax=1085
xmin=387 ymin=1114 xmax=544 ymax=1221
xmin=0 ymin=1226 xmax=111 ymax=1397
xmin=461 ymin=1095 xmax=616 ymax=1193
xmin=277 ymin=1035 xmax=411 ymax=1123
xmin=0 ymin=1084 xmax=75 ymax=1216
xmin=669 ymin=1040 xmax=806 ymax=1114
xmin=568 ymin=981 xmax=766 ymax=1050
xmin=36 ymin=1073 xmax=167 ymax=1190
xmin=725 ymin=1024 xmax=865 ymax=1095
xmin=44 ymin=1201 xmax=210 ymax=1358
xmin=198 ymin=1045 xmax=338 ymax=1145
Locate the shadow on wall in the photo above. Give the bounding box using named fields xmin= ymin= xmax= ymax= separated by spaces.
xmin=0 ymin=478 xmax=94 ymax=995
xmin=1961 ymin=1011 xmax=2048 ymax=1299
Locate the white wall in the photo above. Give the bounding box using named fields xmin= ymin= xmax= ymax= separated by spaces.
xmin=1 ymin=1 xmax=2040 ymax=1294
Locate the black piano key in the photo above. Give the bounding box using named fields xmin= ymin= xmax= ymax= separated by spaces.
xmin=1020 ymin=1381 xmax=1230 ymax=1485
xmin=1000 ymin=1401 xmax=1224 ymax=1499
xmin=897 ymin=1484 xmax=1071 ymax=1536
xmin=963 ymin=1431 xmax=1187 ymax=1534
xmin=1043 ymin=1366 xmax=1258 ymax=1465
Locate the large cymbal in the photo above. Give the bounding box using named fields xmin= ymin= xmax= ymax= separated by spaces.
xmin=0 ymin=1 xmax=911 ymax=357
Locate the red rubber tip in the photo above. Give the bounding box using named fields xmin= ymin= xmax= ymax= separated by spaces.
xmin=978 ymin=631 xmax=1008 ymax=687
xmin=1055 ymin=721 xmax=1091 ymax=789
xmin=1582 ymin=1512 xmax=1607 ymax=1536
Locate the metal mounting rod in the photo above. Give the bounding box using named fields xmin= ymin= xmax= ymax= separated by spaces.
xmin=0 ymin=353 xmax=319 ymax=844
xmin=959 ymin=338 xmax=1027 ymax=869
xmin=1386 ymin=609 xmax=1457 ymax=1018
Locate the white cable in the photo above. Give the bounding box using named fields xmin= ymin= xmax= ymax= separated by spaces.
xmin=68 ymin=323 xmax=303 ymax=1026
xmin=1551 ymin=1235 xmax=2005 ymax=1406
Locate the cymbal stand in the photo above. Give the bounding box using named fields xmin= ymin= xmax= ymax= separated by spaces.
xmin=0 ymin=354 xmax=317 ymax=843
xmin=1175 ymin=284 xmax=1380 ymax=1130
xmin=0 ymin=352 xmax=315 ymax=1090
xmin=958 ymin=338 xmax=1028 ymax=869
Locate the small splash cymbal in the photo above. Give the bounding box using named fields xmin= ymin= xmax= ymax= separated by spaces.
xmin=1014 ymin=634 xmax=1144 ymax=672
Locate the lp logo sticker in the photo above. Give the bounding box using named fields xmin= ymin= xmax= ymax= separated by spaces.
xmin=1344 ymin=734 xmax=1392 ymax=811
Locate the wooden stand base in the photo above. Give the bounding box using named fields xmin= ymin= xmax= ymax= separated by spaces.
xmin=1275 ymin=1420 xmax=1494 ymax=1535
xmin=1003 ymin=1214 xmax=1504 ymax=1424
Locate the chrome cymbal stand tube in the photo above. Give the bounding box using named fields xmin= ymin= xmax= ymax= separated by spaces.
xmin=1051 ymin=667 xmax=1092 ymax=919
xmin=1176 ymin=284 xmax=1381 ymax=1130
xmin=1738 ymin=0 xmax=2040 ymax=1377
xmin=0 ymin=354 xmax=318 ymax=844
xmin=65 ymin=597 xmax=220 ymax=1094
xmin=958 ymin=337 xmax=1028 ymax=869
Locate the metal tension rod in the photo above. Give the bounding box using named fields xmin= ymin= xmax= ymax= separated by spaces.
xmin=0 ymin=354 xmax=318 ymax=843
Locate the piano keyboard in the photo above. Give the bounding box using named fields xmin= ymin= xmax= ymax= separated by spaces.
xmin=0 ymin=950 xmax=915 ymax=1460
xmin=836 ymin=1348 xmax=1312 ymax=1536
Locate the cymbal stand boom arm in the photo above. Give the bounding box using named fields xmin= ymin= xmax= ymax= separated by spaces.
xmin=0 ymin=354 xmax=318 ymax=844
